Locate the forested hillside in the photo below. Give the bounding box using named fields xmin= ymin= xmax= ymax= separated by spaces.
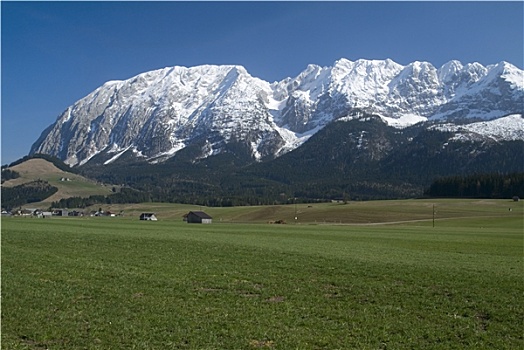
xmin=1 ymin=180 xmax=58 ymax=210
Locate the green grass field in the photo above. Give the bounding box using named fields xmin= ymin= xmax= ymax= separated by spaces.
xmin=2 ymin=200 xmax=523 ymax=349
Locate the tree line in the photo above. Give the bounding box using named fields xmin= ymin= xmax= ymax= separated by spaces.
xmin=1 ymin=180 xmax=58 ymax=210
xmin=51 ymin=172 xmax=524 ymax=209
xmin=51 ymin=188 xmax=152 ymax=208
xmin=1 ymin=169 xmax=20 ymax=183
xmin=425 ymin=173 xmax=523 ymax=199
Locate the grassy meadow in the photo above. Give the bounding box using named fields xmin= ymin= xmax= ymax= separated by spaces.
xmin=2 ymin=199 xmax=523 ymax=349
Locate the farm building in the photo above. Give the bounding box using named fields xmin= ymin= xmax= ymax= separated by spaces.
xmin=53 ymin=209 xmax=68 ymax=216
xmin=186 ymin=211 xmax=212 ymax=224
xmin=139 ymin=213 xmax=158 ymax=221
xmin=34 ymin=209 xmax=52 ymax=218
xmin=20 ymin=208 xmax=36 ymax=216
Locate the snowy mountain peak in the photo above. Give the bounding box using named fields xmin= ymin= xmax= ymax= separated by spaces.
xmin=31 ymin=58 xmax=524 ymax=166
xmin=438 ymin=60 xmax=464 ymax=83
xmin=495 ymin=61 xmax=524 ymax=88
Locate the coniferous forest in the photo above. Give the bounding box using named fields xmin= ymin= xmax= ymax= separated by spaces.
xmin=425 ymin=173 xmax=523 ymax=199
xmin=1 ymin=180 xmax=58 ymax=210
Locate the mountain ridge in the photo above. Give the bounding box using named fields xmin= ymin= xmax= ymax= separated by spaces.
xmin=76 ymin=113 xmax=523 ymax=204
xmin=30 ymin=58 xmax=523 ymax=167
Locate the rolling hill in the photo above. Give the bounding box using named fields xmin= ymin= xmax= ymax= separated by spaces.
xmin=1 ymin=158 xmax=114 ymax=208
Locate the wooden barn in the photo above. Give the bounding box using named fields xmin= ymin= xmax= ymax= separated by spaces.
xmin=186 ymin=211 xmax=212 ymax=224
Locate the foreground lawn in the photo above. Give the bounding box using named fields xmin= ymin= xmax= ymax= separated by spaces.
xmin=2 ymin=212 xmax=523 ymax=349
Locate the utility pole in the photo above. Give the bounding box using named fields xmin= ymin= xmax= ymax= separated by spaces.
xmin=432 ymin=204 xmax=435 ymax=228
xmin=294 ymin=197 xmax=297 ymax=224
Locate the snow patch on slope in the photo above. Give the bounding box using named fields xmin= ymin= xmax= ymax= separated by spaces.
xmin=380 ymin=114 xmax=427 ymax=128
xmin=431 ymin=114 xmax=524 ymax=141
xmin=104 ymin=146 xmax=133 ymax=165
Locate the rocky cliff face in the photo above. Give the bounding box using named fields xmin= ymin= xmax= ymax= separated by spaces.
xmin=30 ymin=58 xmax=523 ymax=166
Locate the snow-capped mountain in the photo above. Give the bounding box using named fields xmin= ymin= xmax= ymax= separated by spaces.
xmin=30 ymin=58 xmax=524 ymax=166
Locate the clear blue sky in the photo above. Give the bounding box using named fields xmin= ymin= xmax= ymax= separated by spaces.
xmin=2 ymin=1 xmax=523 ymax=165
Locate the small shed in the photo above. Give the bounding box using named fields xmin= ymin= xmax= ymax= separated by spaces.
xmin=186 ymin=211 xmax=212 ymax=224
xmin=140 ymin=213 xmax=158 ymax=221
